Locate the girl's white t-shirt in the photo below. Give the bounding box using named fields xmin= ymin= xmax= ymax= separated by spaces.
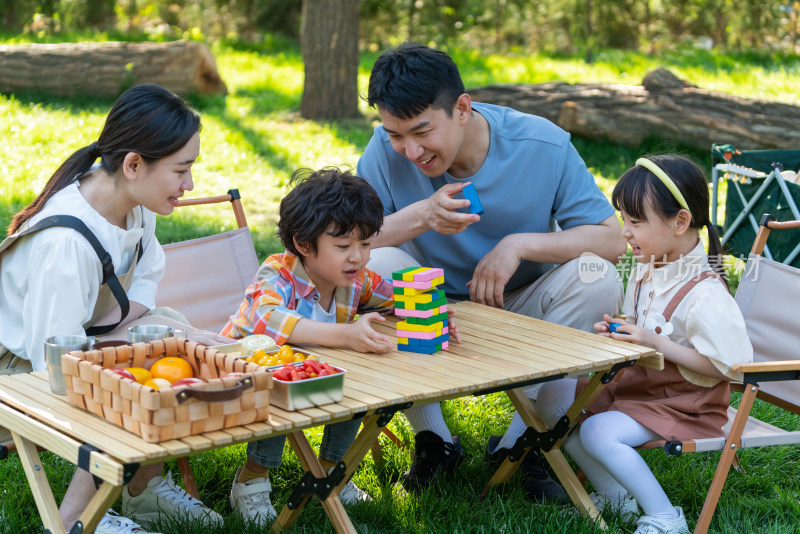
xmin=622 ymin=241 xmax=753 ymax=385
xmin=0 ymin=182 xmax=165 ymax=370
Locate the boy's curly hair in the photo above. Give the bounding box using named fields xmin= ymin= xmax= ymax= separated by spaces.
xmin=278 ymin=167 xmax=384 ymax=256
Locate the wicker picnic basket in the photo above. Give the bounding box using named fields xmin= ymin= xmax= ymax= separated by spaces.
xmin=61 ymin=337 xmax=272 ymax=442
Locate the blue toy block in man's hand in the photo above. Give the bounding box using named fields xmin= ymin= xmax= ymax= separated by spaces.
xmin=462 ymin=183 xmax=484 ymax=215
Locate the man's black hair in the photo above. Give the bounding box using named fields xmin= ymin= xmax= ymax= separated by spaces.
xmin=367 ymin=42 xmax=466 ymax=119
xmin=278 ymin=167 xmax=384 ymax=256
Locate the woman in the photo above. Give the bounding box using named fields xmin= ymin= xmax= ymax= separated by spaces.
xmin=0 ymin=84 xmax=229 ymax=533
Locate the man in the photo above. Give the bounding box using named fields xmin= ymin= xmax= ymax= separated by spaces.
xmin=357 ymin=43 xmax=626 ymax=501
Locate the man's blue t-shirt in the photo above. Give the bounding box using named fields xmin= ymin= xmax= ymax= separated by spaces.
xmin=357 ymin=102 xmax=614 ymax=300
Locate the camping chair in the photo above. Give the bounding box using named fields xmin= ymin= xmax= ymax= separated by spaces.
xmin=710 ymin=143 xmax=800 ymax=268
xmin=155 ymin=189 xmax=259 ymax=332
xmin=634 ymin=214 xmax=800 ymax=534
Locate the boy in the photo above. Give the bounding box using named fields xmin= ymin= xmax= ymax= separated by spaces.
xmin=221 ymin=167 xmax=395 ymax=525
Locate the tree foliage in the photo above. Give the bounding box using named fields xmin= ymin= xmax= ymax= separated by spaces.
xmin=3 ymin=0 xmax=800 ymax=56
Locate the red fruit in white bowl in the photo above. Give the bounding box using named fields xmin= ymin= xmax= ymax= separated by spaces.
xmin=172 ymin=377 xmax=206 ymax=388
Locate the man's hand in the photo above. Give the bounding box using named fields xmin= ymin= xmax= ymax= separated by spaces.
xmin=467 ymin=235 xmax=522 ymax=308
xmin=345 ymin=312 xmax=393 ymax=353
xmin=421 ymin=182 xmax=480 ymax=234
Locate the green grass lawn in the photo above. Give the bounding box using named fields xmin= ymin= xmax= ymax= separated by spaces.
xmin=1 ymin=37 xmax=799 ymax=533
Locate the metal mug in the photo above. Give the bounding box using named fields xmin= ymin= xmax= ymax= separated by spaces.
xmin=44 ymin=335 xmax=92 ymax=395
xmin=127 ymin=325 xmax=174 ymax=343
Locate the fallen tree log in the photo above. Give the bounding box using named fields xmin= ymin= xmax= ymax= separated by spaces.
xmin=469 ymin=69 xmax=800 ymax=150
xmin=0 ymin=40 xmax=227 ymax=97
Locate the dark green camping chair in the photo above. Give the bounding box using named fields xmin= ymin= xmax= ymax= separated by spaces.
xmin=711 ymin=143 xmax=800 ymax=268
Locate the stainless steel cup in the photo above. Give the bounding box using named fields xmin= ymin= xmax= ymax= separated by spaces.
xmin=127 ymin=325 xmax=174 ymax=343
xmin=44 ymin=335 xmax=92 ymax=395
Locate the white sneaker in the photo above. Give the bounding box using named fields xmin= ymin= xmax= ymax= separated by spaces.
xmin=634 ymin=506 xmax=690 ymax=534
xmin=121 ymin=472 xmax=222 ymax=526
xmin=95 ymin=509 xmax=159 ymax=534
xmin=338 ymin=479 xmax=371 ymax=505
xmin=591 ymin=491 xmax=639 ymax=523
xmin=230 ymin=466 xmax=277 ymax=526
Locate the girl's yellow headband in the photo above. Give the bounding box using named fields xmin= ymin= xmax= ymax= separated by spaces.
xmin=635 ymin=157 xmax=691 ymax=214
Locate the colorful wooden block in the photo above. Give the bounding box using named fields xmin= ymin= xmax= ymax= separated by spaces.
xmin=391 ymin=276 xmax=445 ymax=290
xmin=412 ymin=333 xmax=449 ymax=346
xmin=392 ymin=267 xmax=444 ymax=282
xmin=394 ymin=297 xmax=447 ymax=311
xmin=462 ymin=183 xmax=484 ymax=215
xmin=393 ymin=286 xmax=431 ymax=296
xmin=391 ymin=267 xmax=421 ymax=280
xmin=405 ymin=312 xmax=449 ymax=326
xmin=394 ymin=305 xmax=448 ymax=318
xmin=394 ymin=290 xmax=446 ymax=304
xmin=397 ymin=320 xmax=446 ymax=333
xmin=396 ymin=326 xmax=448 ymax=340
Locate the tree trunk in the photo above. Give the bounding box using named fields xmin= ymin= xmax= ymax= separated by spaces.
xmin=300 ymin=0 xmax=360 ymax=120
xmin=0 ymin=40 xmax=227 ymax=97
xmin=469 ymin=68 xmax=800 ymax=150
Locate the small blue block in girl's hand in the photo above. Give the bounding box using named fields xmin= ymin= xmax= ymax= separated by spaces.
xmin=462 ymin=183 xmax=484 ymax=215
xmin=608 ymin=322 xmax=628 ymax=334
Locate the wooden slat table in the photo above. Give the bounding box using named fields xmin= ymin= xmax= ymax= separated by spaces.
xmin=0 ymin=301 xmax=661 ymax=533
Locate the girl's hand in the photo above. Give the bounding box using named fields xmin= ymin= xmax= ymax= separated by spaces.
xmin=446 ymin=309 xmax=462 ymax=343
xmin=600 ymin=313 xmax=660 ymax=348
xmin=346 ymin=312 xmax=393 ymax=353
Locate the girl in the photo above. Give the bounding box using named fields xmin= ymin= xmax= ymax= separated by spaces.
xmin=0 ymin=84 xmax=228 ymax=533
xmin=535 ymin=155 xmax=752 ymax=534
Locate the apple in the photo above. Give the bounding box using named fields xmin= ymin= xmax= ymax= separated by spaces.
xmin=222 ymin=372 xmax=247 ymax=379
xmin=111 ymin=368 xmax=135 ymax=381
xmin=143 ymin=377 xmax=172 ymax=391
xmin=172 ymin=377 xmax=206 ymax=388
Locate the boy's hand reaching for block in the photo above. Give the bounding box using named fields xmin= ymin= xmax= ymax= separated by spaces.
xmin=347 ymin=312 xmax=393 ymax=353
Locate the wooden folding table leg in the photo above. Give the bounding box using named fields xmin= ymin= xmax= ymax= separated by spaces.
xmin=273 ymin=430 xmax=357 ymax=534
xmin=76 ymin=481 xmax=125 ymax=534
xmin=12 ymin=431 xmax=64 ymax=534
xmin=694 ymin=385 xmax=759 ymax=534
xmin=508 ymin=387 xmax=606 ymax=529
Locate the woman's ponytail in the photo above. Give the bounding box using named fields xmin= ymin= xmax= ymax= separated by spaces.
xmin=8 ymin=144 xmax=100 ymax=235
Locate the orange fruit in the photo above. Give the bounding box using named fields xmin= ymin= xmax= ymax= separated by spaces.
xmin=150 ymin=357 xmax=193 ymax=384
xmin=143 ymin=377 xmax=172 ymax=391
xmin=127 ymin=367 xmax=152 ymax=384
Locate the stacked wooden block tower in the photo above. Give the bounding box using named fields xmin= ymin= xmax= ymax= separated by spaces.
xmin=392 ymin=267 xmax=449 ymax=354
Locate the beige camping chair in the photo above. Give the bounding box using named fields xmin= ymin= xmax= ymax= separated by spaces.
xmin=633 ymin=215 xmax=800 ymax=534
xmin=155 ymin=189 xmax=259 ymax=332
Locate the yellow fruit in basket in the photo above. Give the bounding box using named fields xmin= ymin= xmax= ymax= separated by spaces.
xmin=143 ymin=377 xmax=172 ymax=391
xmin=278 ymin=345 xmax=295 ymax=364
xmin=293 ymin=352 xmax=306 ymax=362
xmin=254 ymin=349 xmax=267 ymax=359
xmin=150 ymin=357 xmax=193 ymax=384
xmin=127 ymin=367 xmax=152 ymax=384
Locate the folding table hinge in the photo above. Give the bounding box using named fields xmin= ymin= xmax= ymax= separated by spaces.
xmin=375 ymin=402 xmax=413 ymax=427
xmin=507 ymin=413 xmax=571 ymax=461
xmin=123 ymin=462 xmax=140 ymax=484
xmin=286 ymin=461 xmax=347 ymax=510
xmin=601 ymin=360 xmax=636 ymax=384
xmin=77 ymin=444 xmax=104 ymax=489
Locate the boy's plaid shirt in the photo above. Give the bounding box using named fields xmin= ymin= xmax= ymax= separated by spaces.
xmin=220 ymin=251 xmax=394 ymax=344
